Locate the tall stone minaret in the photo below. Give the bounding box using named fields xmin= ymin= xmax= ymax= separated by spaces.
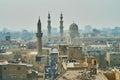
xmin=36 ymin=17 xmax=43 ymax=55
xmin=47 ymin=13 xmax=51 ymax=40
xmin=60 ymin=13 xmax=64 ymax=38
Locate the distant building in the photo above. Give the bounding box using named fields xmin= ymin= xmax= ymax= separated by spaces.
xmin=87 ymin=43 xmax=107 ymax=51
xmin=106 ymin=52 xmax=120 ymax=67
xmin=5 ymin=32 xmax=11 ymax=41
xmin=112 ymin=27 xmax=120 ymax=36
xmin=87 ymin=50 xmax=106 ymax=69
xmin=92 ymin=28 xmax=101 ymax=37
xmin=21 ymin=29 xmax=33 ymax=41
xmin=26 ymin=42 xmax=37 ymax=49
xmin=84 ymin=25 xmax=92 ymax=33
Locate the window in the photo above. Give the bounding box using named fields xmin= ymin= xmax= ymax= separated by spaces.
xmin=3 ymin=67 xmax=7 ymax=70
xmin=113 ymin=58 xmax=116 ymax=60
xmin=17 ymin=67 xmax=21 ymax=70
xmin=10 ymin=75 xmax=16 ymax=80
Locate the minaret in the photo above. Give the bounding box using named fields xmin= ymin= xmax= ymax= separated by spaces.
xmin=60 ymin=13 xmax=64 ymax=38
xmin=47 ymin=12 xmax=51 ymax=40
xmin=36 ymin=17 xmax=43 ymax=55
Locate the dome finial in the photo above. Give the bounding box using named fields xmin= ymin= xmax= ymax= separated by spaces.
xmin=73 ymin=21 xmax=74 ymax=23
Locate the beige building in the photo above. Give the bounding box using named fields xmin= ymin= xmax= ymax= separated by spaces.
xmin=58 ymin=45 xmax=83 ymax=60
xmin=114 ymin=68 xmax=120 ymax=80
xmin=106 ymin=52 xmax=120 ymax=67
xmin=0 ymin=52 xmax=13 ymax=60
xmin=58 ymin=44 xmax=69 ymax=55
xmin=0 ymin=63 xmax=28 ymax=80
xmin=85 ymin=56 xmax=98 ymax=67
xmin=67 ymin=46 xmax=82 ymax=60
xmin=87 ymin=44 xmax=107 ymax=51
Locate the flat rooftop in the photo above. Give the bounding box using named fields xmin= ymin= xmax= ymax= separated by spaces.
xmin=56 ymin=70 xmax=108 ymax=80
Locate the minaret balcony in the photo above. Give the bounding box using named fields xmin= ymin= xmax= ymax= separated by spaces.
xmin=36 ymin=33 xmax=43 ymax=37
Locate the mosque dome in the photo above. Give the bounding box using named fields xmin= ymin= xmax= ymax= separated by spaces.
xmin=69 ymin=23 xmax=78 ymax=31
xmin=51 ymin=48 xmax=59 ymax=53
xmin=69 ymin=23 xmax=79 ymax=40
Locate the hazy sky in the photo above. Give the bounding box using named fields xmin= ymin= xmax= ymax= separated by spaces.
xmin=0 ymin=0 xmax=120 ymax=31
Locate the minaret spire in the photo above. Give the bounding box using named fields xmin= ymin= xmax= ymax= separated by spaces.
xmin=60 ymin=12 xmax=63 ymax=20
xmin=60 ymin=12 xmax=64 ymax=38
xmin=48 ymin=12 xmax=50 ymax=19
xmin=47 ymin=12 xmax=51 ymax=41
xmin=38 ymin=16 xmax=41 ymax=23
xmin=37 ymin=17 xmax=41 ymax=32
xmin=36 ymin=17 xmax=43 ymax=55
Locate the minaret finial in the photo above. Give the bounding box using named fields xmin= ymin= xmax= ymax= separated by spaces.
xmin=47 ymin=12 xmax=51 ymax=40
xmin=48 ymin=12 xmax=50 ymax=19
xmin=60 ymin=12 xmax=64 ymax=38
xmin=60 ymin=12 xmax=63 ymax=20
xmin=61 ymin=12 xmax=62 ymax=15
xmin=38 ymin=16 xmax=41 ymax=23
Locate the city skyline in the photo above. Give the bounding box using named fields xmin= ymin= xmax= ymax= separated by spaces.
xmin=0 ymin=0 xmax=120 ymax=31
